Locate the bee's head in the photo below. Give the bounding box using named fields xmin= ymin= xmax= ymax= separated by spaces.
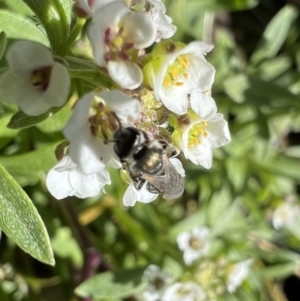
xmin=113 ymin=127 xmax=140 ymax=160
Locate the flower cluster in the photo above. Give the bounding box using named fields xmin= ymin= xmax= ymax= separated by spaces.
xmin=0 ymin=0 xmax=231 ymax=206
xmin=141 ymin=226 xmax=252 ymax=301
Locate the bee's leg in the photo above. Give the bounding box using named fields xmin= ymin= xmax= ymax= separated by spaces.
xmin=132 ymin=177 xmax=146 ymax=190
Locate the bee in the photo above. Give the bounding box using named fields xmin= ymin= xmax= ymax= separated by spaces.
xmin=113 ymin=127 xmax=184 ymax=199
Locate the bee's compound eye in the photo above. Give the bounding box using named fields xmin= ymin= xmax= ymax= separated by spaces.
xmin=114 ymin=127 xmax=140 ymax=159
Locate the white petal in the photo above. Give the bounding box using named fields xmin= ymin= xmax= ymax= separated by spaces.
xmin=68 ymin=126 xmax=109 ymax=174
xmin=187 ymin=54 xmax=215 ymax=91
xmin=147 ymin=0 xmax=166 ymax=13
xmin=97 ymin=90 xmax=140 ymax=120
xmin=137 ymin=183 xmax=159 ymax=203
xmin=7 ymin=41 xmax=53 ymax=76
xmin=107 ymin=60 xmax=143 ymax=89
xmin=176 ymin=231 xmax=191 ymax=250
xmin=180 ymin=41 xmax=214 ymax=57
xmin=63 ymin=93 xmax=93 ymax=139
xmin=153 ymin=12 xmax=176 ymax=42
xmin=190 ymin=89 xmax=217 ymax=119
xmin=169 ymin=158 xmax=185 ymax=177
xmin=124 ymin=12 xmax=156 ymax=48
xmin=0 ymin=71 xmax=52 ymax=116
xmin=193 ymin=226 xmax=210 ymax=238
xmin=123 ymin=183 xmax=138 ymax=206
xmin=186 ymin=144 xmax=213 ymax=169
xmin=204 ymin=118 xmax=231 ymax=148
xmin=44 ymin=62 xmax=70 ymax=107
xmin=46 ymin=156 xmax=75 ymax=199
xmin=158 ymin=85 xmax=189 ymax=115
xmin=123 ymin=182 xmax=158 ymax=206
xmin=69 ymin=168 xmax=110 ymax=198
xmin=227 ymin=259 xmax=252 ymax=293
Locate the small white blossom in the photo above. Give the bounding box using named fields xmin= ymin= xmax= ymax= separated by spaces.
xmin=143 ymin=265 xmax=172 ymax=301
xmin=47 ymin=90 xmax=140 ymax=199
xmin=227 ymin=259 xmax=252 ymax=293
xmin=123 ymin=182 xmax=159 ymax=207
xmin=177 ymin=227 xmax=210 ymax=265
xmin=162 ymin=282 xmax=206 ymax=301
xmin=123 ymin=157 xmax=185 ymax=206
xmin=46 ymin=155 xmax=110 ymax=199
xmin=272 ymin=202 xmax=300 ymax=230
xmin=88 ymin=1 xmax=156 ymax=89
xmin=146 ymin=0 xmax=176 ymax=42
xmin=64 ymin=90 xmax=140 ymax=171
xmin=149 ymin=41 xmax=215 ymax=115
xmin=174 ymin=92 xmax=230 ymax=169
xmin=0 ymin=41 xmax=70 ymax=116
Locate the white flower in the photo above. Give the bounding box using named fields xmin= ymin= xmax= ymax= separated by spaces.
xmin=272 ymin=202 xmax=300 ymax=230
xmin=227 ymin=259 xmax=252 ymax=293
xmin=174 ymin=92 xmax=230 ymax=169
xmin=46 ymin=90 xmax=140 ymax=199
xmin=123 ymin=182 xmax=159 ymax=207
xmin=146 ymin=0 xmax=176 ymax=42
xmin=143 ymin=265 xmax=172 ymax=301
xmin=177 ymin=227 xmax=210 ymax=265
xmin=88 ymin=1 xmax=156 ymax=89
xmin=64 ymin=90 xmax=140 ymax=172
xmin=0 ymin=41 xmax=70 ymax=116
xmin=46 ymin=155 xmax=110 ymax=199
xmin=149 ymin=41 xmax=215 ymax=115
xmin=162 ymin=282 xmax=206 ymax=301
xmin=123 ymin=157 xmax=185 ymax=206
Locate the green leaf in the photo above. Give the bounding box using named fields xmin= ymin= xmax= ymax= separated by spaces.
xmin=261 ymin=262 xmax=299 ymax=279
xmin=75 ymin=267 xmax=146 ymax=299
xmin=0 ymin=143 xmax=58 ymax=174
xmin=0 ymin=114 xmax=19 ymax=149
xmin=23 ymin=0 xmax=71 ymax=55
xmin=7 ymin=107 xmax=62 ymax=130
xmin=4 ymin=0 xmax=33 ymax=15
xmin=36 ymin=107 xmax=72 ymax=133
xmin=66 ymin=56 xmax=116 ymax=88
xmin=0 ymin=165 xmax=55 ymax=265
xmin=51 ymin=227 xmax=83 ymax=266
xmin=0 ymin=10 xmax=49 ymax=46
xmin=0 ymin=32 xmax=7 ymax=61
xmin=251 ymin=5 xmax=298 ymax=64
xmin=259 ymin=56 xmax=292 ymax=81
xmin=245 ymin=77 xmax=300 ymax=109
xmin=223 ymin=74 xmax=250 ymax=103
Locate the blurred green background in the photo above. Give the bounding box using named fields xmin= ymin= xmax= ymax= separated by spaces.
xmin=0 ymin=0 xmax=300 ymax=300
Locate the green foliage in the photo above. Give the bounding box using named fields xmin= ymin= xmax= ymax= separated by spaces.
xmin=0 ymin=10 xmax=49 ymax=45
xmin=0 ymin=0 xmax=300 ymax=300
xmin=75 ymin=268 xmax=146 ymax=299
xmin=0 ymin=165 xmax=54 ymax=265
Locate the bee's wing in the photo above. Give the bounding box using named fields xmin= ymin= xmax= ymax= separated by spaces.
xmin=143 ymin=156 xmax=184 ymax=199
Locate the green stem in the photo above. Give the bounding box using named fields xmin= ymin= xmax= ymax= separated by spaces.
xmin=75 ymin=78 xmax=85 ymax=98
xmin=61 ymin=18 xmax=85 ymax=56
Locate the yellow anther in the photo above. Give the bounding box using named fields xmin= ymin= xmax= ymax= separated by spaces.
xmin=175 ymin=81 xmax=184 ymax=86
xmin=171 ymin=67 xmax=179 ymax=80
xmin=202 ymin=121 xmax=207 ymax=126
xmin=183 ymin=73 xmax=189 ymax=79
xmin=163 ymin=79 xmax=172 ymax=86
